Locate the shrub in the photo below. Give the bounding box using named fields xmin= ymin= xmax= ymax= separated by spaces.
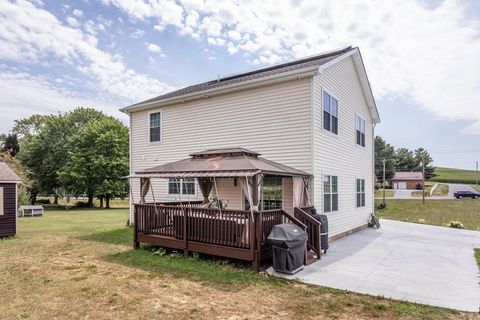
xmin=17 ymin=185 xmax=31 ymax=206
xmin=35 ymin=199 xmax=51 ymax=205
xmin=418 ymin=219 xmax=425 ymax=224
xmin=449 ymin=221 xmax=464 ymax=229
xmin=75 ymin=201 xmax=91 ymax=208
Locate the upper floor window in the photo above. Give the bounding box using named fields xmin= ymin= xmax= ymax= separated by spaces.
xmin=323 ymin=91 xmax=338 ymax=134
xmin=356 ymin=178 xmax=365 ymax=207
xmin=168 ymin=178 xmax=195 ymax=195
xmin=149 ymin=112 xmax=161 ymax=142
xmin=356 ymin=116 xmax=365 ymax=147
xmin=324 ymin=175 xmax=338 ymax=213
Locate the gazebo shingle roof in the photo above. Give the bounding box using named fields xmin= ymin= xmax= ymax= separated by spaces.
xmin=0 ymin=162 xmax=21 ymax=182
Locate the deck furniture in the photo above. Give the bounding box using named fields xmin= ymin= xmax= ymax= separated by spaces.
xmin=18 ymin=205 xmax=44 ymax=217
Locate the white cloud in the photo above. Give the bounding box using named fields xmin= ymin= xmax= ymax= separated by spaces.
xmin=130 ymin=28 xmax=145 ymax=38
xmin=66 ymin=16 xmax=79 ymax=27
xmin=104 ymin=0 xmax=480 ymax=134
xmin=147 ymin=43 xmax=162 ymax=53
xmin=0 ymin=0 xmax=174 ymax=107
xmin=72 ymin=9 xmax=83 ymax=17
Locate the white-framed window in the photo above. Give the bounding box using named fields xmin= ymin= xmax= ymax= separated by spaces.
xmin=168 ymin=178 xmax=195 ymax=195
xmin=0 ymin=187 xmax=3 ymax=215
xmin=149 ymin=111 xmax=162 ymax=143
xmin=356 ymin=115 xmax=366 ymax=147
xmin=323 ymin=91 xmax=338 ymax=134
xmin=356 ymin=178 xmax=365 ymax=207
xmin=323 ymin=175 xmax=338 ymax=213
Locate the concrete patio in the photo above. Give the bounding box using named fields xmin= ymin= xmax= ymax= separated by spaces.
xmin=268 ymin=219 xmax=480 ymax=312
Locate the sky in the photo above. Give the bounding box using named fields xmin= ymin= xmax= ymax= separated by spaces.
xmin=0 ymin=0 xmax=480 ymax=170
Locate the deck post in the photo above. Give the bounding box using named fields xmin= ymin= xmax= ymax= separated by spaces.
xmin=183 ymin=207 xmax=189 ymax=256
xmin=133 ymin=205 xmax=139 ymax=249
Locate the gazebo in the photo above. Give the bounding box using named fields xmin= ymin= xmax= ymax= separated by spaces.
xmin=129 ymin=148 xmax=321 ymax=270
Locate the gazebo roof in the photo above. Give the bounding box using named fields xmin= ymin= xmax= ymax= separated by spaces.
xmin=131 ymin=148 xmax=310 ymax=178
xmin=0 ymin=162 xmax=21 ymax=182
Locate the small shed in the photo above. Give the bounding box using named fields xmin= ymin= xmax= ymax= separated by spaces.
xmin=390 ymin=171 xmax=423 ymax=190
xmin=0 ymin=162 xmax=21 ymax=237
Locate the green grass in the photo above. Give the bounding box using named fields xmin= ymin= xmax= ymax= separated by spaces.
xmin=376 ymin=199 xmax=480 ymax=230
xmin=0 ymin=207 xmax=466 ymax=319
xmin=411 ymin=183 xmax=449 ymax=198
xmin=475 ymin=249 xmax=480 ymax=269
xmin=429 ymin=167 xmax=480 ymax=184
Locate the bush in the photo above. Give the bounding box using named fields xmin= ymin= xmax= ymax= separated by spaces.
xmin=449 ymin=221 xmax=464 ymax=229
xmin=17 ymin=185 xmax=30 ymax=206
xmin=75 ymin=201 xmax=91 ymax=208
xmin=418 ymin=219 xmax=425 ymax=224
xmin=35 ymin=199 xmax=51 ymax=205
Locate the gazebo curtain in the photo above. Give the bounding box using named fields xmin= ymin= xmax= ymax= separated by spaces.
xmin=197 ymin=178 xmax=214 ymax=204
xmin=139 ymin=177 xmax=150 ymax=204
xmin=239 ymin=174 xmax=264 ymax=211
xmin=293 ymin=176 xmax=311 ymax=208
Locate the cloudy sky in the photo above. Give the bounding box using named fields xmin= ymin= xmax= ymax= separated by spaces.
xmin=1 ymin=0 xmax=480 ymax=169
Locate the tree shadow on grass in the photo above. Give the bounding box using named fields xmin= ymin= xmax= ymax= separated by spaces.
xmin=79 ymin=227 xmax=133 ymax=246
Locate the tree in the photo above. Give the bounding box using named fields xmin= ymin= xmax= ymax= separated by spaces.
xmin=414 ymin=148 xmax=435 ymax=179
xmin=0 ymin=133 xmax=6 ymax=149
xmin=58 ymin=117 xmax=129 ymax=208
xmin=394 ymin=148 xmax=416 ymax=171
xmin=374 ymin=136 xmax=395 ymax=181
xmin=17 ymin=108 xmax=106 ymax=203
xmin=1 ymin=133 xmax=19 ymax=156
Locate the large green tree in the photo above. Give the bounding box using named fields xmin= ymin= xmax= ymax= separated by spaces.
xmin=58 ymin=116 xmax=129 ymax=208
xmin=17 ymin=108 xmax=107 ymax=204
xmin=374 ymin=136 xmax=396 ymax=181
xmin=1 ymin=133 xmax=19 ymax=156
xmin=394 ymin=148 xmax=416 ymax=171
xmin=414 ymin=148 xmax=435 ymax=179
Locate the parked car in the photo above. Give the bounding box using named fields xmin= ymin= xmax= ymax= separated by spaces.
xmin=453 ymin=191 xmax=480 ymax=199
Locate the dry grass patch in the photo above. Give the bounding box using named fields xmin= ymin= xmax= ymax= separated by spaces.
xmin=0 ymin=208 xmax=474 ymax=319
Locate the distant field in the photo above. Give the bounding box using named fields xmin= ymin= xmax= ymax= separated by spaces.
xmin=429 ymin=167 xmax=480 ymax=184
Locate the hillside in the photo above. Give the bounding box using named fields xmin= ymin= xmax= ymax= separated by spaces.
xmin=429 ymin=167 xmax=479 ymax=184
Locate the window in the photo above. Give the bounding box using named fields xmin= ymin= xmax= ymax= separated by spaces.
xmin=356 ymin=116 xmax=365 ymax=147
xmin=323 ymin=175 xmax=338 ymax=212
xmin=149 ymin=112 xmax=161 ymax=142
xmin=0 ymin=187 xmax=3 ymax=216
xmin=323 ymin=91 xmax=338 ymax=134
xmin=168 ymin=178 xmax=195 ymax=195
xmin=356 ymin=179 xmax=365 ymax=207
xmin=244 ymin=176 xmax=282 ymax=210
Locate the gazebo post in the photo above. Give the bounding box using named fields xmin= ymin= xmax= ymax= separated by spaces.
xmin=251 ymin=174 xmax=262 ymax=271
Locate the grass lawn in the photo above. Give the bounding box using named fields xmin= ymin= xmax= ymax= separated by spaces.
xmin=429 ymin=167 xmax=480 ymax=184
xmin=376 ymin=199 xmax=480 ymax=231
xmin=411 ymin=183 xmax=449 ymax=198
xmin=0 ymin=208 xmax=471 ymax=319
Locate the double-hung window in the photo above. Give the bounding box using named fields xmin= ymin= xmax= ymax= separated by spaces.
xmin=168 ymin=178 xmax=195 ymax=195
xmin=149 ymin=112 xmax=161 ymax=142
xmin=356 ymin=116 xmax=365 ymax=147
xmin=356 ymin=179 xmax=365 ymax=207
xmin=324 ymin=175 xmax=338 ymax=213
xmin=323 ymin=91 xmax=338 ymax=134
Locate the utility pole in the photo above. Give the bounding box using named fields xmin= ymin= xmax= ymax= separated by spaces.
xmin=421 ymin=157 xmax=425 ymax=205
xmin=382 ymin=158 xmax=386 ymax=208
xmin=476 ymin=161 xmax=479 ymax=185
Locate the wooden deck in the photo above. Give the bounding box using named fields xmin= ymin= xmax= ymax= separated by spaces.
xmin=134 ymin=202 xmax=321 ymax=270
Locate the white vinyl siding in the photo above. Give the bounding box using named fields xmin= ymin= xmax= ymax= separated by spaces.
xmin=312 ymin=56 xmax=374 ymax=237
xmin=129 ymin=78 xmax=313 ymax=222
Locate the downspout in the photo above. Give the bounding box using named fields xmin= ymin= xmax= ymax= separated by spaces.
xmin=372 ymin=123 xmax=377 ymax=218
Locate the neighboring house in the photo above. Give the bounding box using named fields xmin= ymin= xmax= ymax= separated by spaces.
xmin=0 ymin=162 xmax=21 ymax=237
xmin=121 ymin=46 xmax=380 ymax=239
xmin=390 ymin=172 xmax=424 ymax=190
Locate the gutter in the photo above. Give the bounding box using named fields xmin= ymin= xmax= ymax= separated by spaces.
xmin=120 ymin=66 xmax=319 ymax=114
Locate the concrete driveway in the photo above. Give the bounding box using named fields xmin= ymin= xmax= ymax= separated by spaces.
xmin=268 ymin=220 xmax=480 ymax=311
xmin=392 ymin=189 xmax=415 ymax=199
xmin=448 ymin=183 xmax=478 ymax=197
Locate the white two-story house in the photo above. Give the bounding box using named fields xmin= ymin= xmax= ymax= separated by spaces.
xmin=121 ymin=46 xmax=380 ymax=240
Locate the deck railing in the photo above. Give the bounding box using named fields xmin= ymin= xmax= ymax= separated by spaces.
xmin=294 ymin=207 xmax=322 ymax=259
xmin=134 ymin=203 xmax=308 ymax=270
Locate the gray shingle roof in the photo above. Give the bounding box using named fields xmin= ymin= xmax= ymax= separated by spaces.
xmin=126 ymin=46 xmax=353 ymax=108
xmin=0 ymin=162 xmax=21 ymax=182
